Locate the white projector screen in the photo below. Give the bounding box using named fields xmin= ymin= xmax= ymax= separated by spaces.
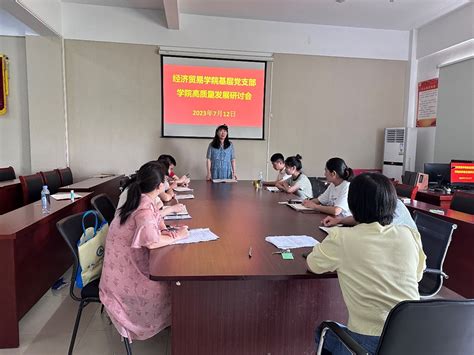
xmin=161 ymin=55 xmax=266 ymax=139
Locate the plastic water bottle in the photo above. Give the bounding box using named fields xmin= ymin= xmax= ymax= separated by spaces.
xmin=70 ymin=189 xmax=75 ymax=202
xmin=258 ymin=171 xmax=263 ymax=189
xmin=41 ymin=185 xmax=51 ymax=214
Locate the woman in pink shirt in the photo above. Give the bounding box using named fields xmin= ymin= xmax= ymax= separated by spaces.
xmin=99 ymin=161 xmax=188 ymax=341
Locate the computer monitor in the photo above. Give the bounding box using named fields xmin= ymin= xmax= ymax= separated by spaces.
xmin=424 ymin=163 xmax=450 ymax=186
xmin=450 ymin=160 xmax=474 ymax=189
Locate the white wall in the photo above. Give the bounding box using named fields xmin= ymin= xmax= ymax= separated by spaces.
xmin=414 ymin=3 xmax=474 ymax=171
xmin=417 ymin=3 xmax=474 ymax=59
xmin=17 ymin=0 xmax=62 ymax=36
xmin=0 ymin=36 xmax=31 ymax=175
xmin=61 ymin=3 xmax=409 ymax=61
xmin=25 ymin=35 xmax=67 ymax=172
xmin=0 ymin=8 xmax=35 ymax=36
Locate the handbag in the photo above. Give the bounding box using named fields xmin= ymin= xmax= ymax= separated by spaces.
xmin=75 ymin=210 xmax=109 ymax=288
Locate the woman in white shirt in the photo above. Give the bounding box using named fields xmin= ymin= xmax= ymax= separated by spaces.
xmin=307 ymin=172 xmax=426 ymax=355
xmin=303 ymin=157 xmax=353 ymax=216
xmin=275 ymin=154 xmax=313 ymax=199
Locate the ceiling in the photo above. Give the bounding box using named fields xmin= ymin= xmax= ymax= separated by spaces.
xmin=61 ymin=0 xmax=471 ymax=30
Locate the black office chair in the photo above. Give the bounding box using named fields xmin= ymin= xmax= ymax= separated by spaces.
xmin=0 ymin=166 xmax=16 ymax=181
xmin=57 ymin=212 xmax=132 ymax=355
xmin=91 ymin=193 xmax=116 ymax=224
xmin=395 ymin=183 xmax=418 ymax=200
xmin=317 ymin=299 xmax=474 ymax=355
xmin=413 ymin=211 xmax=457 ymax=297
xmin=57 ymin=167 xmax=74 ymax=186
xmin=40 ymin=170 xmax=62 ymax=195
xmin=450 ymin=191 xmax=474 ymax=214
xmin=19 ymin=173 xmax=44 ymax=204
xmin=308 ymin=177 xmax=328 ymax=198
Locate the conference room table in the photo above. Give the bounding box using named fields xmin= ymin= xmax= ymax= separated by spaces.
xmin=0 ymin=193 xmax=92 ymax=348
xmin=405 ymin=199 xmax=474 ymax=298
xmin=58 ymin=174 xmax=124 ymax=205
xmin=0 ymin=179 xmax=22 ymax=215
xmin=149 ymin=181 xmax=347 ymax=355
xmin=415 ymin=189 xmax=453 ymax=209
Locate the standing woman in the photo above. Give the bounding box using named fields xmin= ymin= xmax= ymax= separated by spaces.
xmin=206 ymin=124 xmax=237 ymax=180
xmin=99 ymin=162 xmax=188 ymax=342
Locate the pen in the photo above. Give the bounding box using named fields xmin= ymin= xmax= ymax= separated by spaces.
xmin=248 ymin=247 xmax=252 ymax=258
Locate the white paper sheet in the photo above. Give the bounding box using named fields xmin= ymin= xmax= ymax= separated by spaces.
xmin=174 ymin=186 xmax=194 ymax=192
xmin=175 ymin=194 xmax=194 ymax=200
xmin=164 ymin=214 xmax=192 ymax=220
xmin=265 ymin=235 xmax=319 ymax=249
xmin=171 ymin=228 xmax=219 ymax=245
xmin=265 ymin=186 xmax=280 ymax=192
xmin=51 ymin=193 xmax=82 ymax=200
xmin=212 ymin=179 xmax=237 ymax=183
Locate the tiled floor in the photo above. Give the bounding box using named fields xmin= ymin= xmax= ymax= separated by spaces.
xmin=0 ymin=272 xmax=171 ymax=355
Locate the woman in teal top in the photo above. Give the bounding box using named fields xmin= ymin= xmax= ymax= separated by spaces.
xmin=206 ymin=125 xmax=237 ymax=180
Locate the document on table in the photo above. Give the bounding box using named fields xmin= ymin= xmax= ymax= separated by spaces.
xmin=164 ymin=214 xmax=192 ymax=220
xmin=163 ymin=205 xmax=189 ymax=215
xmin=265 ymin=186 xmax=280 ymax=192
xmin=265 ymin=235 xmax=319 ymax=249
xmin=51 ymin=193 xmax=82 ymax=200
xmin=174 ymin=186 xmax=194 ymax=192
xmin=212 ymin=179 xmax=237 ymax=183
xmin=319 ymin=225 xmax=345 ymax=234
xmin=171 ymin=228 xmax=219 ymax=245
xmin=175 ymin=194 xmax=194 ymax=200
xmin=280 ymin=202 xmax=313 ymax=212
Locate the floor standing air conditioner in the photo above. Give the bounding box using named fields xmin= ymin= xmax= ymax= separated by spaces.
xmin=382 ymin=127 xmax=417 ymax=181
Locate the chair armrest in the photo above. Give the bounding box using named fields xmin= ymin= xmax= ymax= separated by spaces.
xmin=424 ymin=268 xmax=449 ymax=279
xmin=318 ymin=321 xmax=370 ymax=355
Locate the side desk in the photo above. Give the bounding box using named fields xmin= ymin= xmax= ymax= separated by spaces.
xmin=405 ymin=200 xmax=474 ymax=298
xmin=0 ymin=193 xmax=92 ymax=348
xmin=0 ymin=179 xmax=22 ymax=215
xmin=416 ymin=190 xmax=453 ymax=209
xmin=149 ymin=181 xmax=347 ymax=355
xmin=58 ymin=175 xmax=124 ymax=205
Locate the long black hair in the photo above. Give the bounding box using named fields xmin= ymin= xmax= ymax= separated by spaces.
xmin=326 ymin=157 xmax=353 ymax=181
xmin=210 ymin=124 xmax=231 ymax=149
xmin=285 ymin=154 xmax=303 ymax=171
xmin=348 ymin=173 xmax=397 ymax=226
xmin=119 ymin=161 xmax=166 ymax=225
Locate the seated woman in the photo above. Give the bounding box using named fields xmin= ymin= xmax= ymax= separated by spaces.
xmin=158 ymin=154 xmax=190 ymax=186
xmin=157 ymin=157 xmax=178 ymax=202
xmin=99 ymin=161 xmax=189 ymax=341
xmin=275 ymin=154 xmax=313 ymax=199
xmin=303 ymin=157 xmax=353 ymax=216
xmin=307 ymin=173 xmax=426 ymax=355
xmin=117 ymin=163 xmax=186 ymax=217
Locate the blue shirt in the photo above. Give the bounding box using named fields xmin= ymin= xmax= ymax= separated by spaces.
xmin=206 ymin=142 xmax=235 ymax=179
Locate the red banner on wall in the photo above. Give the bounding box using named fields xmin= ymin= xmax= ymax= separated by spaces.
xmin=416 ymin=78 xmax=438 ymax=127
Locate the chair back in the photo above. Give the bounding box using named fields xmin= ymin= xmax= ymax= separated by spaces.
xmin=19 ymin=173 xmax=45 ymax=204
xmin=0 ymin=166 xmax=16 ymax=181
xmin=91 ymin=193 xmax=116 ymax=224
xmin=57 ymin=167 xmax=73 ymax=186
xmin=40 ymin=170 xmax=62 ymax=195
xmin=413 ymin=211 xmax=457 ymax=297
xmin=395 ymin=183 xmax=418 ymax=200
xmin=376 ymin=299 xmax=474 ymax=355
xmin=450 ymin=191 xmax=474 ymax=215
xmin=56 ymin=211 xmax=105 ymax=301
xmin=308 ymin=177 xmax=329 ymax=198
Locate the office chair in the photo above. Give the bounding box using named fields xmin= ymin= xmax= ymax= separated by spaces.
xmin=450 ymin=191 xmax=474 ymax=215
xmin=395 ymin=183 xmax=418 ymax=200
xmin=0 ymin=166 xmax=16 ymax=181
xmin=57 ymin=212 xmax=132 ymax=355
xmin=19 ymin=173 xmax=45 ymax=204
xmin=57 ymin=167 xmax=74 ymax=186
xmin=308 ymin=177 xmax=328 ymax=198
xmin=317 ymin=299 xmax=474 ymax=355
xmin=413 ymin=211 xmax=457 ymax=297
xmin=91 ymin=193 xmax=116 ymax=224
xmin=40 ymin=170 xmax=62 ymax=195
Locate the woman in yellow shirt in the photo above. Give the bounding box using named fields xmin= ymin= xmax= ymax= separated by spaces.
xmin=307 ymin=173 xmax=426 ymax=355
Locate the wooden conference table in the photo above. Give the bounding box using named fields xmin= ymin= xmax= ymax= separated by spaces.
xmin=149 ymin=181 xmax=347 ymax=355
xmin=0 ymin=193 xmax=92 ymax=348
xmin=58 ymin=175 xmax=124 ymax=205
xmin=0 ymin=179 xmax=22 ymax=215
